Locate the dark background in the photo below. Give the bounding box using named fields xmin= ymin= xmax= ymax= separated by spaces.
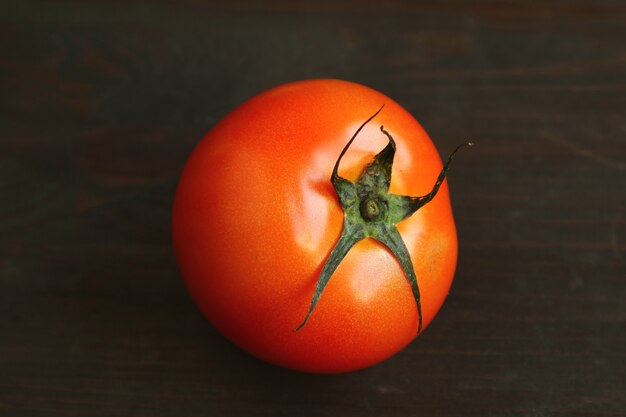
xmin=1 ymin=1 xmax=625 ymax=416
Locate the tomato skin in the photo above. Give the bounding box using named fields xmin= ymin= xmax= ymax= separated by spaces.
xmin=172 ymin=79 xmax=457 ymax=373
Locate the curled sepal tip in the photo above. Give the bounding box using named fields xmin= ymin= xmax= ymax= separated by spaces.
xmin=387 ymin=140 xmax=474 ymax=224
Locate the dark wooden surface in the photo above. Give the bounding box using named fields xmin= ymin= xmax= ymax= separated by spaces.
xmin=1 ymin=1 xmax=625 ymax=416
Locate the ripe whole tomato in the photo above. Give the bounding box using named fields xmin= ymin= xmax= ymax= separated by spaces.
xmin=173 ymin=79 xmax=462 ymax=373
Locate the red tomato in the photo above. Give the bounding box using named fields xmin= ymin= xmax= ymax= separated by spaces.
xmin=172 ymin=79 xmax=459 ymax=373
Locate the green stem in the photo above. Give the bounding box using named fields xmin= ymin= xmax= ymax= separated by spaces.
xmin=295 ymin=107 xmax=473 ymax=334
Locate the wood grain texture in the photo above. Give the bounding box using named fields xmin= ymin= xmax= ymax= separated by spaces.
xmin=1 ymin=1 xmax=625 ymax=416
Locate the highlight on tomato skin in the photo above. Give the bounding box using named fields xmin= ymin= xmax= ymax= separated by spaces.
xmin=172 ymin=79 xmax=466 ymax=374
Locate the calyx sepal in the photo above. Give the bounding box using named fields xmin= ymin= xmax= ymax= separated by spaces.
xmin=295 ymin=105 xmax=473 ymax=333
